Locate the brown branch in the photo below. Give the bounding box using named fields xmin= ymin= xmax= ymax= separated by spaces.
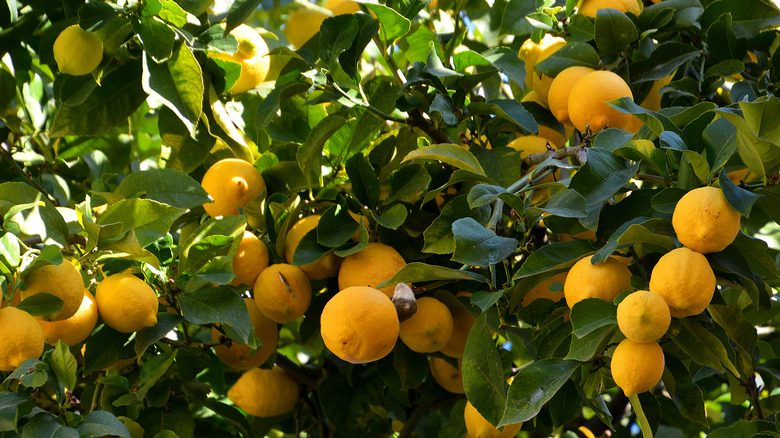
xmin=276 ymin=352 xmax=322 ymax=389
xmin=523 ymin=145 xmax=588 ymax=166
xmin=635 ymin=173 xmax=671 ymax=187
xmin=407 ymin=110 xmax=456 ymax=144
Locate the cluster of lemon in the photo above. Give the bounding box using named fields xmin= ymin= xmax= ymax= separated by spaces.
xmin=0 ymin=261 xmax=159 ymax=371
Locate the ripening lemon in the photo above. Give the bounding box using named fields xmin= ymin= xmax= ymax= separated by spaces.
xmin=208 ymin=24 xmax=270 ymax=94
xmin=616 ymin=290 xmax=670 ymax=343
xmin=399 ymin=297 xmax=453 ymax=353
xmin=531 ymin=40 xmax=568 ymax=106
xmin=227 ymin=367 xmax=299 ymax=417
xmin=648 ymin=247 xmax=715 ymax=318
xmin=201 ymin=158 xmax=266 ymax=218
xmin=521 ymin=271 xmax=567 ymax=307
xmin=577 ymin=0 xmax=642 ymax=16
xmin=21 ymin=260 xmax=87 ymax=321
xmin=429 ymin=357 xmax=465 ymax=394
xmin=610 ymin=339 xmax=664 ymax=397
xmin=285 ymin=215 xmax=342 ymax=280
xmin=672 ymin=186 xmax=741 ymax=254
xmin=212 ymin=298 xmax=278 ymax=369
xmin=253 ymin=264 xmax=311 ymax=324
xmin=519 ymin=35 xmax=565 ymax=90
xmin=53 ymin=24 xmax=103 ymax=76
xmin=548 ymin=66 xmax=596 ymax=125
xmin=325 ymin=0 xmax=360 ymax=15
xmin=320 ymin=286 xmax=399 ymax=364
xmin=538 ymin=124 xmax=572 ymax=148
xmin=0 ymin=307 xmax=45 ymax=371
xmin=568 ymin=70 xmax=634 ymax=134
xmin=38 ymin=291 xmax=98 ymax=346
xmin=440 ymin=292 xmax=476 ymax=358
xmin=520 ymin=90 xmax=545 ymax=106
xmin=284 ymin=7 xmax=328 ymax=48
xmin=624 ymin=75 xmax=673 ymax=133
xmin=563 ymin=255 xmax=632 ymax=308
xmin=464 ymin=401 xmax=523 ymax=438
xmin=338 ymin=242 xmax=406 ymax=297
xmin=230 ymin=231 xmax=269 ymax=287
xmin=95 ymin=272 xmax=158 ymax=333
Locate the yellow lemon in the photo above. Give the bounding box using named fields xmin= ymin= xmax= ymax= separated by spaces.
xmin=429 ymin=357 xmax=465 ymax=394
xmin=231 ymin=231 xmax=269 ymax=287
xmin=610 ymin=339 xmax=664 ymax=397
xmin=648 ymin=247 xmax=715 ymax=318
xmin=253 ymin=264 xmax=311 ymax=324
xmin=53 ymin=24 xmax=103 ymax=76
xmin=578 ymin=0 xmax=642 ymax=16
xmin=531 ymin=40 xmax=568 ymax=106
xmin=672 ymin=186 xmax=741 ymax=254
xmin=338 ymin=242 xmax=406 ymax=297
xmin=399 ymin=297 xmax=453 ymax=353
xmin=208 ymin=24 xmax=270 ymax=94
xmin=548 ymin=66 xmax=596 ymax=125
xmin=568 ymin=70 xmax=634 ymax=134
xmin=521 ymin=271 xmax=567 ymax=307
xmin=95 ymin=272 xmax=158 ymax=333
xmin=616 ymin=290 xmax=670 ymax=343
xmin=212 ymin=298 xmax=278 ymax=369
xmin=464 ymin=401 xmax=523 ymax=438
xmin=285 ymin=215 xmax=342 ymax=280
xmin=320 ymin=286 xmax=399 ymax=363
xmin=563 ymin=255 xmax=632 ymax=308
xmin=284 ymin=8 xmax=328 ymax=48
xmin=38 ymin=291 xmax=98 ymax=346
xmin=21 ymin=260 xmax=87 ymax=321
xmin=0 ymin=307 xmax=45 ymax=371
xmin=201 ymin=158 xmax=266 ymax=218
xmin=227 ymin=367 xmax=299 ymax=417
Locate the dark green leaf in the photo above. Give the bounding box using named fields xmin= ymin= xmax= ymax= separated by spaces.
xmin=78 ymin=2 xmax=123 ymax=30
xmin=16 ymin=293 xmax=64 ymax=317
xmin=114 ymin=168 xmax=210 ymax=210
xmin=363 ymin=3 xmax=411 ymax=43
xmin=671 ymin=319 xmax=739 ymax=377
xmin=481 ymin=47 xmax=527 ymax=88
xmin=570 ymin=298 xmax=617 ymax=338
xmin=177 ymin=286 xmax=252 ymax=345
xmin=501 ymin=359 xmax=579 ymax=426
xmin=403 ymin=144 xmax=486 ymax=176
xmin=0 ymin=392 xmax=34 ymax=432
xmin=135 ymin=313 xmax=184 ymax=356
xmin=462 ymin=313 xmax=505 ymax=426
xmin=630 ymin=42 xmax=700 ymax=82
xmin=76 ymin=411 xmax=131 ymax=438
xmin=594 ymin=9 xmax=639 ymax=55
xmin=663 ymin=354 xmax=708 ymax=426
xmin=158 ymin=106 xmax=215 ymax=173
xmin=320 ymin=15 xmax=359 ymax=71
xmin=345 ymin=154 xmax=380 ymax=209
xmin=468 ymin=100 xmax=538 ymax=133
xmin=566 ymin=325 xmax=617 ymax=362
xmin=21 ymin=413 xmax=78 ymax=438
xmin=50 ymin=341 xmax=77 ymax=391
xmin=0 ymin=183 xmax=69 ymax=246
xmin=423 ymin=194 xmax=491 ymax=254
xmin=379 ymin=262 xmax=488 ymax=288
xmin=373 ymin=204 xmax=407 ymax=230
xmin=298 ymin=115 xmax=347 ymax=188
xmin=707 ymin=420 xmax=778 ymax=438
xmin=533 ymin=42 xmax=601 ymax=77
xmin=83 ymin=325 xmax=135 ymax=375
xmin=718 ymin=169 xmax=761 ymax=217
xmin=700 ymin=0 xmax=780 ymax=36
xmin=431 ymin=93 xmax=459 ymax=126
xmin=340 ymin=13 xmax=379 ymax=82
xmin=514 ymin=239 xmax=593 ymax=279
xmin=318 ymin=204 xmax=359 ymax=247
xmin=385 ymin=164 xmax=430 ymax=204
xmin=451 ymin=218 xmax=518 ymax=266
xmin=225 ymin=0 xmax=263 ymax=32
xmin=133 ymin=16 xmax=176 ymax=62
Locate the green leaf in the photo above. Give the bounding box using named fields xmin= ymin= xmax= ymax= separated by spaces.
xmin=592 ymin=221 xmax=675 ymax=264
xmin=318 ymin=204 xmax=358 ymax=247
xmin=468 ymin=100 xmax=538 ymax=133
xmin=533 ymin=42 xmax=601 ymax=77
xmin=462 ymin=313 xmax=505 ymax=426
xmin=78 ymin=1 xmax=123 ymax=30
xmin=481 ymin=47 xmax=527 ymax=89
xmin=700 ymin=0 xmax=780 ymax=36
xmin=631 ymin=42 xmax=701 ymax=82
xmin=379 ymin=262 xmax=488 ymax=288
xmin=83 ymin=325 xmax=135 ymax=375
xmin=293 ymin=228 xmax=332 ymax=266
xmin=718 ymin=169 xmax=761 ymax=217
xmin=96 ymin=198 xmax=187 ymax=248
xmin=385 ymin=164 xmax=431 ymax=204
xmin=570 ymin=298 xmax=617 ymax=338
xmin=513 ymin=240 xmax=593 ymax=279
xmin=21 ymin=413 xmax=78 ymax=438
xmin=423 ymin=194 xmax=491 ymax=254
xmin=672 ymin=318 xmax=739 ymax=377
xmin=16 ymin=293 xmax=64 ymax=318
xmin=566 ymin=325 xmax=617 ymax=362
xmin=50 ymin=341 xmax=77 ymax=391
xmin=716 ymin=106 xmax=780 ymax=183
xmin=133 ymin=16 xmax=176 ymax=62
xmin=225 ymin=0 xmax=263 ymax=32
xmin=707 ymin=420 xmax=778 ymax=438
xmin=50 ymin=59 xmax=148 ymax=137
xmin=339 ymin=13 xmax=379 ymax=82
xmin=76 ymin=411 xmax=131 ymax=438
xmin=402 ymin=144 xmax=486 ymax=176
xmin=594 ymin=9 xmax=639 ymax=55
xmin=142 ymin=43 xmax=203 ymax=136
xmin=297 ymin=115 xmax=347 ymax=188
xmin=177 ymin=286 xmax=252 ymax=345
xmin=0 ymin=392 xmax=35 ymax=432
xmin=663 ymin=354 xmax=708 ymax=427
xmin=113 ymin=168 xmax=210 ymax=210
xmin=536 ymin=190 xmax=588 ymax=218
xmin=373 ymin=204 xmax=407 ymax=230
xmin=501 ymin=358 xmax=579 ymax=426
xmin=0 ymin=183 xmax=69 ymax=246
xmin=254 ymin=81 xmax=309 ymax=133
xmin=451 ymin=218 xmax=518 ymax=266
xmin=179 ymin=215 xmax=246 ymax=274
xmin=702 ymin=118 xmax=737 ymax=174
xmin=363 ymin=3 xmax=411 ymax=43
xmin=158 ymin=106 xmax=215 ymax=174
xmin=345 ymin=154 xmax=380 ymax=209
xmin=0 ymin=232 xmax=20 ymax=269
xmin=135 ymin=313 xmax=184 ymax=356
xmin=705 ymin=13 xmax=747 ymax=63
xmin=320 ymin=15 xmax=359 ymax=71
xmin=708 ymin=304 xmax=758 ymax=374
xmin=319 ymin=372 xmax=385 ymax=430
xmin=430 ymin=93 xmax=458 ymax=126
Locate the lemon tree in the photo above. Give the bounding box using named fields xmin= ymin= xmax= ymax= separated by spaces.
xmin=0 ymin=0 xmax=780 ymax=437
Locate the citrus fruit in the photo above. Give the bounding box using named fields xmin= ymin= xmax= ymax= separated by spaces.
xmin=253 ymin=263 xmax=312 ymax=324
xmin=320 ymin=286 xmax=399 ymax=363
xmin=338 ymin=242 xmax=407 ymax=297
xmin=578 ymin=0 xmax=642 ymax=16
xmin=519 ymin=34 xmax=565 ymax=90
xmin=624 ymin=75 xmax=673 ymax=132
xmin=568 ymin=70 xmax=634 ymax=133
xmin=521 ymin=271 xmax=567 ymax=307
xmin=212 ymin=298 xmax=278 ymax=369
xmin=284 ymin=7 xmax=328 ymax=48
xmin=227 ymin=367 xmax=299 ymax=417
xmin=507 ymin=134 xmax=556 ymax=155
xmin=0 ymin=307 xmax=44 ymax=371
xmin=531 ymin=40 xmax=567 ymax=106
xmin=648 ymin=247 xmax=716 ymax=318
xmin=325 ymin=0 xmax=360 ymax=15
xmin=429 ymin=357 xmax=465 ymax=394
xmin=464 ymin=401 xmax=523 ymax=438
xmin=610 ymin=339 xmax=665 ymax=397
xmin=538 ymin=124 xmax=572 ymax=148
xmin=201 ymin=158 xmax=266 ymax=218
xmin=520 ymin=90 xmax=545 ymax=106
xmin=230 ymin=231 xmax=269 ymax=287
xmin=348 ymin=210 xmax=370 ymax=241
xmin=440 ymin=292 xmax=477 ymax=358
xmin=21 ymin=260 xmax=87 ymax=321
xmin=616 ymin=290 xmax=670 ymax=343
xmin=563 ymin=255 xmax=632 ymax=308
xmin=95 ymin=272 xmax=158 ymax=333
xmin=284 ymin=215 xmax=342 ymax=280
xmin=672 ymin=186 xmax=741 ymax=254
xmin=53 ymin=24 xmax=103 ymax=76
xmin=38 ymin=291 xmax=99 ymax=346
xmin=208 ymin=23 xmax=270 ymax=94
xmin=548 ymin=66 xmax=596 ymax=125
xmin=399 ymin=297 xmax=453 ymax=353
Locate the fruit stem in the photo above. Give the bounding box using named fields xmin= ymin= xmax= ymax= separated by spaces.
xmin=89 ymin=377 xmax=103 ymax=413
xmin=628 ymin=393 xmax=654 ymax=438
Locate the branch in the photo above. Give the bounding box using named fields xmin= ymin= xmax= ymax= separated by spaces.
xmin=276 ymin=353 xmax=322 ymax=389
xmin=399 ymin=395 xmax=463 ymax=438
xmin=0 ymin=144 xmax=59 ymax=205
xmin=635 ymin=173 xmax=671 ymax=187
xmin=407 ymin=110 xmax=456 ymax=144
xmin=523 ymin=145 xmax=587 ymax=166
